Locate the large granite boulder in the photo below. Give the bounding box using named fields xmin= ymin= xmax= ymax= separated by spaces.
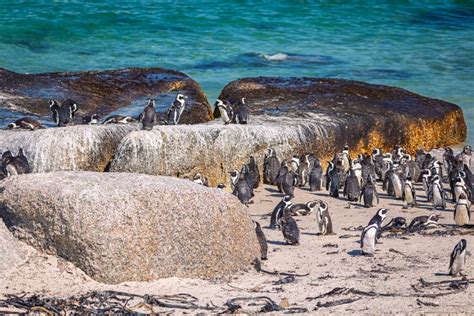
xmin=0 ymin=67 xmax=213 ymax=124
xmin=0 ymin=219 xmax=29 ymax=278
xmin=110 ymin=77 xmax=466 ymax=185
xmin=0 ymin=172 xmax=259 ymax=284
xmin=0 ymin=124 xmax=139 ymax=173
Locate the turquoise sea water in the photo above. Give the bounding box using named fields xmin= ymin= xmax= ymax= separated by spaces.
xmin=0 ymin=1 xmax=473 ymax=143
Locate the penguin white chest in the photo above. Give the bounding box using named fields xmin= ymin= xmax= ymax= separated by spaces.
xmin=362 ymin=228 xmax=376 ymax=255
xmin=218 ymin=107 xmax=230 ymax=123
xmin=453 ymin=251 xmax=466 ymax=274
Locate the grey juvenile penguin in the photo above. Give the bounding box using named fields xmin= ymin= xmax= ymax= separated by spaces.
xmin=344 ymin=168 xmax=360 ymax=202
xmin=281 ymin=208 xmax=300 ymax=245
xmin=264 ymin=148 xmax=280 ymax=185
xmin=360 ymin=175 xmax=379 ymax=207
xmin=233 ymin=97 xmax=249 ymax=124
xmin=141 ymin=99 xmax=156 ymax=131
xmin=254 ymin=221 xmax=268 ymax=260
xmin=309 ymin=159 xmax=324 ymax=191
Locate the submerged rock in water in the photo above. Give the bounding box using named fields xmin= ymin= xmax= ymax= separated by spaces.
xmin=0 ymin=124 xmax=139 ymax=172
xmin=0 ymin=172 xmax=259 ymax=284
xmin=0 ymin=67 xmax=213 ymax=124
xmin=111 ymin=77 xmax=466 ymax=185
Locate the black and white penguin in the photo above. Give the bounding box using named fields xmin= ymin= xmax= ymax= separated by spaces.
xmin=49 ymin=99 xmax=78 ymax=127
xmin=402 ymin=176 xmax=417 ymax=208
xmin=382 ymin=217 xmax=407 ymax=233
xmin=368 ymin=208 xmax=389 ymax=228
xmin=296 ymin=154 xmax=311 ymax=187
xmin=82 ymin=114 xmax=99 ymax=125
xmin=415 ymin=148 xmax=427 ymax=169
xmin=442 ymin=147 xmax=455 ymax=176
xmin=233 ymin=97 xmax=249 ymax=124
xmin=1 ymin=150 xmax=30 ymax=176
xmin=289 ymin=200 xmax=318 ymax=216
xmin=232 ymin=171 xmax=253 ymax=205
xmin=372 ymin=148 xmax=384 ymax=180
xmin=270 ymin=195 xmax=292 ymax=229
xmin=166 ymin=94 xmax=186 ymax=125
xmin=428 ymin=175 xmax=446 ymax=210
xmin=192 ymin=173 xmax=209 ymax=187
xmin=276 ymin=163 xmax=297 ymax=198
xmin=360 ymin=223 xmax=378 ymax=256
xmin=389 ymin=164 xmax=404 ymax=199
xmin=352 ymin=158 xmax=363 ymax=186
xmin=7 ymin=117 xmax=43 ymax=130
xmin=382 ymin=163 xmax=396 ymax=197
xmin=240 ymin=164 xmax=256 ymax=195
xmin=264 ymin=148 xmax=280 ymax=185
xmin=229 ymin=169 xmax=240 ymax=192
xmin=316 ymin=201 xmax=334 ymax=235
xmin=247 ymin=156 xmax=260 ymax=189
xmin=102 ymin=115 xmax=135 ymax=124
xmin=216 ymin=183 xmax=226 ymax=190
xmin=392 ymin=145 xmax=405 ymax=162
xmin=254 ymin=221 xmax=268 ymax=260
xmin=454 ymin=193 xmax=471 ymax=226
xmin=141 ymin=99 xmax=156 ymax=131
xmin=421 ymin=169 xmax=432 ymax=200
xmin=343 ymin=168 xmax=360 ymax=202
xmin=360 ymin=175 xmax=379 ymax=207
xmin=327 ymin=166 xmax=340 ymax=198
xmin=309 ymin=159 xmax=324 ymax=191
xmin=408 ymin=214 xmax=441 ymax=232
xmin=281 ymin=208 xmax=300 ymax=245
xmin=290 ymin=155 xmax=300 ymax=173
xmin=215 ymin=99 xmax=234 ymax=125
xmin=449 ymin=239 xmax=467 ymax=277
xmin=458 ymin=145 xmax=472 ymax=170
xmin=341 ymin=145 xmax=351 ymax=174
xmin=454 ymin=176 xmax=471 ymax=203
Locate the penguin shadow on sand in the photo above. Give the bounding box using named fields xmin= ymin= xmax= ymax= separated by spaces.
xmin=266 ymin=240 xmax=289 ymax=246
xmin=264 ymin=187 xmax=281 ymax=194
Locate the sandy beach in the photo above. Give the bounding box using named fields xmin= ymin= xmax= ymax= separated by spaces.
xmin=1 ymin=177 xmax=473 ymax=314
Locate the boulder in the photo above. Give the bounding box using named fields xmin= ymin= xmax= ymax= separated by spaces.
xmin=110 ymin=77 xmax=466 ymax=185
xmin=0 ymin=124 xmax=139 ymax=173
xmin=0 ymin=67 xmax=213 ymax=124
xmin=0 ymin=172 xmax=259 ymax=284
xmin=0 ymin=219 xmax=28 ymax=278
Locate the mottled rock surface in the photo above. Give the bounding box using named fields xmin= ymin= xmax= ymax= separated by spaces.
xmin=0 ymin=67 xmax=213 ymax=124
xmin=0 ymin=219 xmax=28 ymax=278
xmin=0 ymin=172 xmax=259 ymax=284
xmin=0 ymin=124 xmax=139 ymax=172
xmin=111 ymin=77 xmax=466 ymax=185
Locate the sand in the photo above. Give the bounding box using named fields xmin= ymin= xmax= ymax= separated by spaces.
xmin=1 ymin=180 xmax=473 ymax=314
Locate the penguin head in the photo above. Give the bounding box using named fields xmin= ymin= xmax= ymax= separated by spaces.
xmin=377 ymin=208 xmax=389 ymax=219
xmin=307 ymin=201 xmax=318 ymax=211
xmin=1 ymin=151 xmax=13 ymax=164
xmin=406 ymin=175 xmax=412 ymax=182
xmin=241 ymin=164 xmax=250 ymax=174
xmin=429 ymin=214 xmax=441 ymax=222
xmin=318 ymin=201 xmax=328 ymax=211
xmin=215 ymin=99 xmax=226 ymax=108
xmin=283 ymin=195 xmax=292 ymax=204
xmin=254 ymin=221 xmax=261 ymax=230
xmin=464 ymin=145 xmax=472 ymax=154
xmin=241 ymin=97 xmax=246 ymax=105
xmin=372 ymin=148 xmax=381 ymax=156
xmin=176 ymin=94 xmax=186 ymax=103
xmin=230 ymin=169 xmax=239 ymax=182
xmin=91 ymin=114 xmax=99 ymax=120
xmin=444 ymin=147 xmax=453 ymax=155
xmin=7 ymin=122 xmax=17 ymax=129
xmin=147 ymin=99 xmax=155 ymax=107
xmin=49 ymin=100 xmax=59 ymax=108
xmin=216 ymin=183 xmax=226 ymax=190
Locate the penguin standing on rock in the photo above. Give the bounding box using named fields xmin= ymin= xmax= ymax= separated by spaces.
xmin=82 ymin=114 xmax=99 ymax=125
xmin=102 ymin=115 xmax=136 ymax=124
xmin=281 ymin=208 xmax=300 ymax=245
xmin=454 ymin=193 xmax=471 ymax=226
xmin=1 ymin=150 xmax=31 ymax=176
xmin=7 ymin=117 xmax=43 ymax=130
xmin=254 ymin=221 xmax=268 ymax=260
xmin=141 ymin=99 xmax=156 ymax=131
xmin=264 ymin=148 xmax=280 ymax=185
xmin=449 ymin=239 xmax=467 ymax=277
xmin=270 ymin=195 xmax=292 ymax=229
xmin=215 ymin=99 xmax=234 ymax=125
xmin=49 ymin=99 xmax=78 ymax=127
xmin=316 ymin=201 xmax=334 ymax=235
xmin=233 ymin=97 xmax=249 ymax=124
xmin=166 ymin=94 xmax=186 ymax=125
xmin=192 ymin=173 xmax=209 ymax=186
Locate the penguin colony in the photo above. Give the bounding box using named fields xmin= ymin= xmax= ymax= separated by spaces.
xmin=2 ymin=96 xmax=473 ymax=277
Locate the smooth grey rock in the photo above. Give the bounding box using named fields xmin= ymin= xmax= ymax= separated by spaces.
xmin=0 ymin=219 xmax=28 ymax=278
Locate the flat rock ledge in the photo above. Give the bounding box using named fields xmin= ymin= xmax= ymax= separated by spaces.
xmin=111 ymin=77 xmax=466 ymax=185
xmin=0 ymin=172 xmax=259 ymax=284
xmin=0 ymin=124 xmax=139 ymax=173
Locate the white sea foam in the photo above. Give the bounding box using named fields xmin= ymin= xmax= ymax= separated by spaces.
xmin=262 ymin=53 xmax=288 ymax=61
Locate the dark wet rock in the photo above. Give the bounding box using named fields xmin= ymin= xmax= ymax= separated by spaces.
xmin=0 ymin=67 xmax=213 ymax=124
xmin=112 ymin=77 xmax=465 ymax=186
xmin=0 ymin=124 xmax=139 ymax=173
xmin=0 ymin=172 xmax=259 ymax=284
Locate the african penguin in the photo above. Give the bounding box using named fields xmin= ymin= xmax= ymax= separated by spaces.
xmin=458 ymin=145 xmax=472 ymax=170
xmin=408 ymin=214 xmax=441 ymax=232
xmin=360 ymin=223 xmax=378 ymax=256
xmin=166 ymin=94 xmax=186 ymax=125
xmin=82 ymin=114 xmax=99 ymax=125
xmin=281 ymin=208 xmax=300 ymax=245
xmin=343 ymin=168 xmax=360 ymax=202
xmin=192 ymin=173 xmax=209 ymax=187
xmin=247 ymin=156 xmax=260 ymax=189
xmin=382 ymin=217 xmax=407 ymax=233
xmin=443 ymin=147 xmax=455 ymax=176
xmin=230 ymin=170 xmax=240 ymax=192
xmin=454 ymin=177 xmax=471 ymax=203
xmin=327 ymin=166 xmax=340 ymax=198
xmin=290 ymin=155 xmax=300 ymax=173
xmin=215 ymin=99 xmax=234 ymax=125
xmin=141 ymin=99 xmax=156 ymax=131
xmin=289 ymin=200 xmax=318 ymax=216
xmin=454 ymin=193 xmax=471 ymax=226
xmin=233 ymin=97 xmax=249 ymax=124
xmin=270 ymin=195 xmax=292 ymax=229
xmin=254 ymin=221 xmax=268 ymax=260
xmin=449 ymin=239 xmax=467 ymax=277
xmin=360 ymin=175 xmax=379 ymax=207
xmin=309 ymin=159 xmax=324 ymax=191
xmin=341 ymin=145 xmax=351 ymax=173
xmin=1 ymin=150 xmax=31 ymax=176
xmin=240 ymin=164 xmax=256 ymax=194
xmin=49 ymin=99 xmax=78 ymax=127
xmin=102 ymin=115 xmax=135 ymax=124
xmin=232 ymin=171 xmax=253 ymax=205
xmin=264 ymin=148 xmax=280 ymax=185
xmin=428 ymin=175 xmax=446 ymax=210
xmin=402 ymin=176 xmax=417 ymax=208
xmin=316 ymin=201 xmax=334 ymax=235
xmin=7 ymin=117 xmax=43 ymax=130
xmin=296 ymin=154 xmax=310 ymax=187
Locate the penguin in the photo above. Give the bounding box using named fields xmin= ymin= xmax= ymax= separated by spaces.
xmin=327 ymin=167 xmax=340 ymax=198
xmin=428 ymin=175 xmax=446 ymax=210
xmin=408 ymin=214 xmax=441 ymax=232
xmin=215 ymin=99 xmax=234 ymax=125
xmin=270 ymin=195 xmax=292 ymax=229
xmin=141 ymin=99 xmax=156 ymax=131
xmin=289 ymin=200 xmax=318 ymax=216
xmin=82 ymin=114 xmax=99 ymax=125
xmin=7 ymin=117 xmax=43 ymax=130
xmin=16 ymin=148 xmax=30 ymax=173
xmin=382 ymin=217 xmax=407 ymax=233
xmin=254 ymin=221 xmax=268 ymax=260
xmin=290 ymin=155 xmax=300 ymax=173
xmin=240 ymin=164 xmax=256 ymax=195
xmin=458 ymin=145 xmax=472 ymax=170
xmin=454 ymin=193 xmax=471 ymax=226
xmin=449 ymin=239 xmax=467 ymax=277
xmin=360 ymin=154 xmax=377 ymax=186
xmin=382 ymin=163 xmax=396 ymax=197
xmin=454 ymin=177 xmax=471 ymax=203
xmin=341 ymin=145 xmax=351 ymax=173
xmin=402 ymin=157 xmax=422 ymax=183
xmin=352 ymin=158 xmax=363 ymax=185
xmin=389 ymin=164 xmax=404 ymax=199
xmin=316 ymin=201 xmax=334 ymax=235
xmin=392 ymin=146 xmax=405 ymax=162
xmin=102 ymin=115 xmax=135 ymax=124
xmin=415 ymin=148 xmax=427 ymax=169
xmin=309 ymin=160 xmax=324 ymax=191
xmin=232 ymin=171 xmax=253 ymax=205
xmin=360 ymin=223 xmax=378 ymax=256
xmin=360 ymin=175 xmax=379 ymax=207
xmin=49 ymin=99 xmax=78 ymax=127
xmin=166 ymin=94 xmax=186 ymax=125
xmin=216 ymin=183 xmax=226 ymax=190
xmin=247 ymin=156 xmax=260 ymax=189
xmin=402 ymin=176 xmax=417 ymax=208
xmin=277 ymin=165 xmax=297 ymax=198
xmin=233 ymin=97 xmax=249 ymax=124
xmin=296 ymin=154 xmax=310 ymax=187
xmin=1 ymin=150 xmax=30 ymax=176
xmin=229 ymin=170 xmax=240 ymax=192
xmin=372 ymin=148 xmax=384 ymax=180
xmin=343 ymin=168 xmax=360 ymax=202
xmin=421 ymin=169 xmax=432 ymax=201
xmin=192 ymin=173 xmax=209 ymax=187
xmin=281 ymin=208 xmax=300 ymax=245
xmin=368 ymin=208 xmax=389 ymax=227
xmin=443 ymin=147 xmax=455 ymax=177
xmin=264 ymin=148 xmax=280 ymax=185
